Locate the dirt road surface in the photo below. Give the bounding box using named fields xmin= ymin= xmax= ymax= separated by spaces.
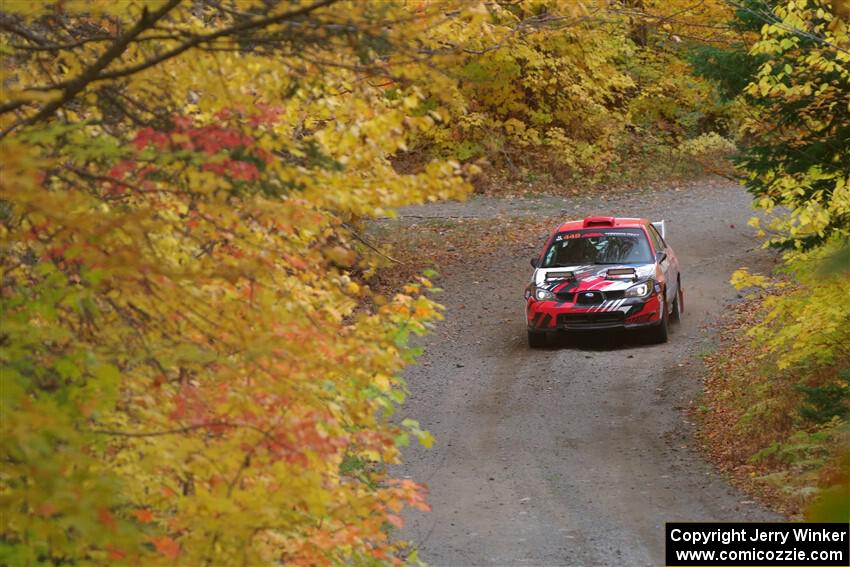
xmin=392 ymin=180 xmax=781 ymax=566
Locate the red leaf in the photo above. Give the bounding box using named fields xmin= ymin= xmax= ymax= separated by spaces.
xmin=386 ymin=514 xmax=404 ymax=529
xmin=132 ymin=127 xmax=154 ymax=150
xmin=105 ymin=544 xmax=127 ymax=560
xmin=132 ymin=127 xmax=169 ymax=150
xmin=38 ymin=502 xmax=57 ymax=517
xmin=151 ymin=536 xmax=181 ymax=559
xmin=133 ymin=508 xmax=154 ymax=524
xmin=97 ymin=507 xmax=117 ymax=530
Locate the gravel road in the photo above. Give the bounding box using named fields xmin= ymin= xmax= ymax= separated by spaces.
xmin=393 ymin=179 xmax=782 ymax=566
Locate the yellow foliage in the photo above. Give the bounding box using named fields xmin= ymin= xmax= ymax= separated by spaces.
xmin=0 ymin=1 xmax=482 ymax=564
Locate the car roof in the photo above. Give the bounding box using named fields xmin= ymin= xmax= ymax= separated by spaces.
xmin=554 ymin=216 xmax=649 ymax=233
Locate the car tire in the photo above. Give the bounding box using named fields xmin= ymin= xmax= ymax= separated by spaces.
xmin=528 ymin=330 xmax=549 ymax=348
xmin=648 ymin=298 xmax=669 ymax=344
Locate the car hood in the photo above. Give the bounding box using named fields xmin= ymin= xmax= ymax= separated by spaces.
xmin=534 ymin=263 xmax=656 ymax=293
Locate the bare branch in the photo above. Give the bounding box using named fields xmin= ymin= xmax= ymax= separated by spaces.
xmin=86 ymin=421 xmax=266 ymax=437
xmin=1 ymin=0 xmax=182 ymax=137
xmin=341 ymin=222 xmax=402 ymax=264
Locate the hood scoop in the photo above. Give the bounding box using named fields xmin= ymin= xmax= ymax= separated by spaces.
xmin=605 ymin=267 xmax=637 ymax=280
xmin=544 ymin=270 xmax=575 ymax=281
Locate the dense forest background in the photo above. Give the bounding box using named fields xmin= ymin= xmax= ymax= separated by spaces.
xmin=1 ymin=0 xmax=847 ymax=564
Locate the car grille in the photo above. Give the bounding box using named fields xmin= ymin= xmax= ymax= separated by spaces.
xmin=555 ymin=289 xmax=627 ymax=303
xmin=568 ymin=289 xmax=626 ymax=304
xmin=557 ymin=312 xmax=626 ymax=328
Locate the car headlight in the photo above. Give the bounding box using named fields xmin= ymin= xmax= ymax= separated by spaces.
xmin=534 ymin=288 xmax=556 ymax=301
xmin=625 ymin=281 xmax=653 ymax=298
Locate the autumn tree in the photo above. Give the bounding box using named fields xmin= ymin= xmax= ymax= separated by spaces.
xmin=738 ymin=0 xmax=850 ymax=250
xmin=417 ymin=0 xmax=636 ymax=176
xmin=720 ymin=0 xmax=850 ymax=521
xmin=0 ymin=1 xmax=492 ymax=564
xmin=405 ymin=0 xmax=746 ymax=183
xmin=724 ymin=0 xmax=850 ymax=376
xmin=687 ymin=1 xmax=773 ymax=101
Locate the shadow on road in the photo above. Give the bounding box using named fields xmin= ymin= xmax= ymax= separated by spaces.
xmin=543 ymin=324 xmax=683 ymax=351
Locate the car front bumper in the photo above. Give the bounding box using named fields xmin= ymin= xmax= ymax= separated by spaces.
xmin=526 ymin=293 xmax=663 ymax=332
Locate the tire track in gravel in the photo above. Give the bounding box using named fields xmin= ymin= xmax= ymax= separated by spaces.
xmin=392 ymin=180 xmax=782 ymax=566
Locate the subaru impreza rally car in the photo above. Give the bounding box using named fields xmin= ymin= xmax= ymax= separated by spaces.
xmin=525 ymin=216 xmax=683 ymax=347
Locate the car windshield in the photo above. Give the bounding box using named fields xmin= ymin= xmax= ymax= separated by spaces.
xmin=541 ymin=228 xmax=653 ymax=267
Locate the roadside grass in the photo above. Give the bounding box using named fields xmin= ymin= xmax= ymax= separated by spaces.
xmin=696 ymin=295 xmax=849 ymax=519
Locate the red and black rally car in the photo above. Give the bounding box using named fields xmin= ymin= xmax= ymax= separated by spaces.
xmin=525 ymin=216 xmax=683 ymax=347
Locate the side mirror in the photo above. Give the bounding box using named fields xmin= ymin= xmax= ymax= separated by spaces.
xmin=530 ymin=257 xmax=539 ymax=268
xmin=656 ymin=251 xmax=667 ymax=263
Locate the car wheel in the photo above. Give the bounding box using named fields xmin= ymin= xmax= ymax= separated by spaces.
xmin=648 ymin=299 xmax=669 ymax=344
xmin=670 ymin=280 xmax=682 ymax=323
xmin=528 ymin=330 xmax=549 ymax=348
